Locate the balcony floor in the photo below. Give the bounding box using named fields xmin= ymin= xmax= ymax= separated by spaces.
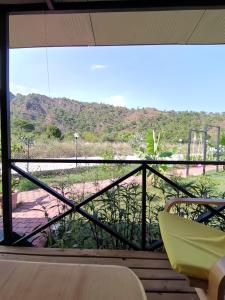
xmin=0 ymin=246 xmax=197 ymax=300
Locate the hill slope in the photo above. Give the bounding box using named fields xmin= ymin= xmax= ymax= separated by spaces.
xmin=11 ymin=93 xmax=225 ymax=142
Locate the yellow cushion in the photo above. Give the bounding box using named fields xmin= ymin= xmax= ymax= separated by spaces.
xmin=158 ymin=211 xmax=225 ymax=280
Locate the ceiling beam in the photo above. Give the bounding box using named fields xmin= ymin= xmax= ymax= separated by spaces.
xmin=2 ymin=0 xmax=225 ymax=15
xmin=46 ymin=0 xmax=54 ymax=10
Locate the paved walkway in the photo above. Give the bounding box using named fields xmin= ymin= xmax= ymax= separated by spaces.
xmin=171 ymin=164 xmax=220 ymax=177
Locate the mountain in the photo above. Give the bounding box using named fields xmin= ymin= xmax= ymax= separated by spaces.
xmin=10 ymin=92 xmax=15 ymax=100
xmin=10 ymin=93 xmax=225 ymax=143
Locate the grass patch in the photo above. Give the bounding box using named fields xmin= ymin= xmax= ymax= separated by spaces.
xmin=204 ymin=170 xmax=225 ymax=194
xmin=17 ymin=179 xmax=38 ymax=192
xmin=16 ymin=164 xmax=134 ymax=192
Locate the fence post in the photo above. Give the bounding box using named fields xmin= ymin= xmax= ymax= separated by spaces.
xmin=186 ymin=129 xmax=192 ymax=177
xmin=203 ymin=127 xmax=207 ymax=175
xmin=216 ymin=126 xmax=221 ymax=172
xmin=141 ymin=164 xmax=147 ymax=250
xmin=0 ymin=11 xmax=13 ymax=245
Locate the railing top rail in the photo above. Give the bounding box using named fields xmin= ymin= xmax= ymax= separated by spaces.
xmin=10 ymin=159 xmax=225 ymax=165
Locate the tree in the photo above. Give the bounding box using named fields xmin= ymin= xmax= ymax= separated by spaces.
xmin=12 ymin=118 xmax=35 ymax=133
xmin=220 ymin=132 xmax=225 ymax=146
xmin=46 ymin=125 xmax=62 ymax=139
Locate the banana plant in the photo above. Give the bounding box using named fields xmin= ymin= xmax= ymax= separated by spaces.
xmin=136 ymin=129 xmax=173 ymax=185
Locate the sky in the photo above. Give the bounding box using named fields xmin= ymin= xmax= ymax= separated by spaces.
xmin=9 ymin=45 xmax=225 ymax=112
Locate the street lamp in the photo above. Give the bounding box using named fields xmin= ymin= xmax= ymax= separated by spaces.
xmin=178 ymin=138 xmax=182 ymax=160
xmin=74 ymin=132 xmax=79 ymax=166
xmin=21 ymin=136 xmax=34 ymax=172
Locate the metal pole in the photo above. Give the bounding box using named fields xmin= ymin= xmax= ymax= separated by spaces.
xmin=216 ymin=126 xmax=221 ymax=172
xmin=75 ymin=137 xmax=77 ymax=167
xmin=0 ymin=12 xmax=13 ymax=245
xmin=186 ymin=129 xmax=192 ymax=177
xmin=141 ymin=165 xmax=146 ymax=250
xmin=203 ymin=127 xmax=207 ymax=175
xmin=27 ymin=140 xmax=30 ymax=172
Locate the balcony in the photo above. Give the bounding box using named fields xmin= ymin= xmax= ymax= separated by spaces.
xmin=0 ymin=246 xmax=198 ymax=299
xmin=1 ymin=2 xmax=225 ymax=299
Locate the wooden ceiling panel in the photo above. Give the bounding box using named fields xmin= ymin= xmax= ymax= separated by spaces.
xmin=91 ymin=11 xmax=204 ymax=45
xmin=9 ymin=13 xmax=95 ymax=48
xmin=188 ymin=10 xmax=225 ymax=44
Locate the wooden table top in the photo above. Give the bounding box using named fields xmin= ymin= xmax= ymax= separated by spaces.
xmin=0 ymin=259 xmax=147 ymax=300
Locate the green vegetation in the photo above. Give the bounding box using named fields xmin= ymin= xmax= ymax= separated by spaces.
xmin=16 ymin=164 xmax=133 ymax=192
xmin=46 ymin=124 xmax=62 ymax=139
xmin=10 ymin=93 xmax=225 ymax=145
xmin=7 ymin=92 xmax=225 ymax=249
xmin=201 ymin=170 xmax=225 ymax=194
xmin=46 ymin=170 xmax=225 ymax=249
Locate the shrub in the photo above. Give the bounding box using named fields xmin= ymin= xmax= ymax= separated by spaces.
xmin=18 ymin=179 xmax=37 ymax=192
xmin=46 ymin=125 xmax=62 ymax=139
xmin=46 ymin=172 xmax=225 ymax=250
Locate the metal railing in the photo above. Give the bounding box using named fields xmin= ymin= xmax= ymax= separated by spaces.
xmin=3 ymin=158 xmax=224 ymax=250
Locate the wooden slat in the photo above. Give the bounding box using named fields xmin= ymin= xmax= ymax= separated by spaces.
xmin=133 ymin=269 xmax=185 ymax=280
xmin=146 ymin=292 xmax=199 ymax=300
xmin=142 ymin=279 xmax=195 ymax=292
xmin=0 ymin=246 xmax=167 ymax=259
xmin=0 ymin=253 xmax=172 ymax=268
xmin=0 ymin=247 xmax=198 ymax=299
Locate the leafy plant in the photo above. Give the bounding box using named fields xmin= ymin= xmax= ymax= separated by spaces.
xmin=45 ymin=172 xmax=225 ymax=250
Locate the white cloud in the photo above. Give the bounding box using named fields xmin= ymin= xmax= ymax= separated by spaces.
xmin=90 ymin=64 xmax=108 ymax=71
xmin=10 ymin=82 xmax=39 ymax=95
xmin=100 ymin=95 xmax=126 ymax=107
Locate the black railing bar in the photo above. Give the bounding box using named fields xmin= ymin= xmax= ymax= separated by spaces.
xmin=141 ymin=165 xmax=147 ymax=250
xmin=204 ymin=205 xmax=225 ymax=221
xmin=148 ymin=239 xmax=163 ymax=251
xmin=5 ymin=1 xmax=225 ymax=16
xmin=10 ymin=159 xmax=225 ymax=165
xmin=76 ymin=206 xmax=141 ymax=250
xmin=146 ymin=165 xmax=225 ymax=218
xmin=196 ymin=204 xmax=225 ymax=223
xmin=13 ymin=208 xmax=74 ymax=245
xmin=76 ymin=165 xmax=143 ymax=209
xmin=11 ymin=164 xmax=141 ymax=248
xmin=146 ymin=165 xmax=196 ymax=198
xmin=148 ymin=204 xmax=225 ymax=250
xmin=11 ymin=164 xmax=75 ymax=208
xmin=14 ymin=202 xmax=141 ymax=249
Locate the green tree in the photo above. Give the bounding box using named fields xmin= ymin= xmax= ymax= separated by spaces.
xmin=11 ymin=142 xmax=24 ymax=155
xmin=220 ymin=132 xmax=225 ymax=146
xmin=12 ymin=118 xmax=35 ymax=133
xmin=46 ymin=125 xmax=62 ymax=139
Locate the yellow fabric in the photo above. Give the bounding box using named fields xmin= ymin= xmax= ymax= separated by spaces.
xmin=158 ymin=211 xmax=225 ymax=280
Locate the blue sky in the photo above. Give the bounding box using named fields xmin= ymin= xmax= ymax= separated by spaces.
xmin=10 ymin=45 xmax=225 ymax=112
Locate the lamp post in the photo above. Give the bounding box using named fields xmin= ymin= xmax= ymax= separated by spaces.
xmin=74 ymin=132 xmax=79 ymax=167
xmin=21 ymin=136 xmax=34 ymax=172
xmin=178 ymin=138 xmax=182 ymax=160
xmin=204 ymin=125 xmax=221 ymax=172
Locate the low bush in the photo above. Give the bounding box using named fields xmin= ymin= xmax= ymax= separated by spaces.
xmin=46 ymin=173 xmax=225 ymax=249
